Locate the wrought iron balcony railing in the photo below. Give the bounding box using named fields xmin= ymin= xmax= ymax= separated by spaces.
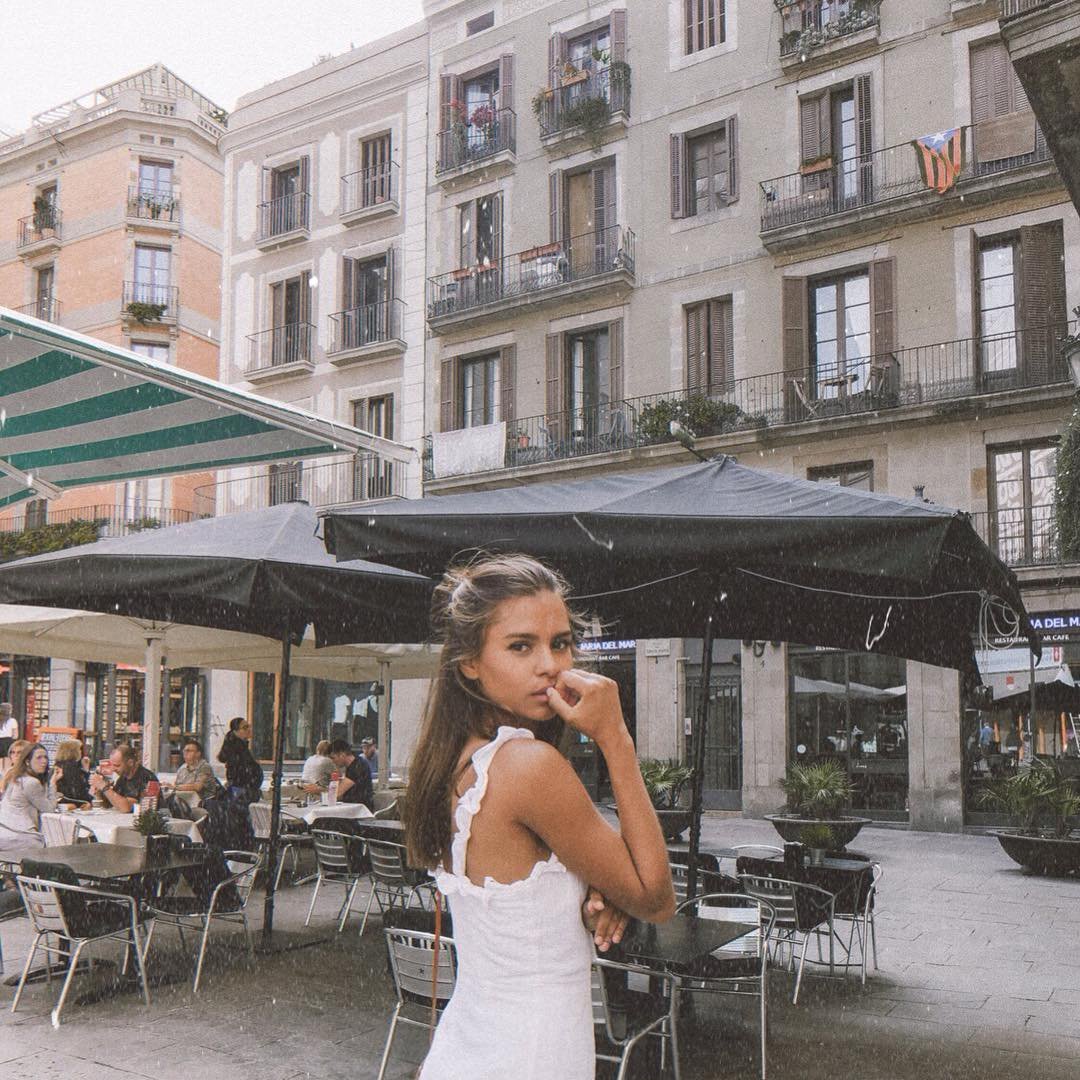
xmin=127 ymin=184 xmax=179 ymax=222
xmin=327 ymin=298 xmax=403 ymax=354
xmin=16 ymin=297 xmax=61 ymax=323
xmin=970 ymin=503 xmax=1061 ymax=568
xmin=246 ymin=322 xmax=314 ymax=372
xmin=192 ymin=455 xmax=405 ymax=517
xmin=760 ymin=120 xmax=1051 ymax=233
xmin=436 ymin=107 xmax=515 ymax=174
xmin=122 ymin=281 xmax=179 ymax=323
xmin=257 ymin=191 xmax=311 ymax=240
xmin=1000 ymin=0 xmax=1058 ymax=18
xmin=17 ymin=207 xmax=61 ymax=248
xmin=341 ymin=161 xmax=399 ymax=215
xmin=0 ymin=503 xmax=199 ymax=538
xmin=775 ymin=0 xmax=881 ymax=60
xmin=427 ymin=224 xmax=635 ymax=321
xmin=537 ymin=65 xmax=631 ymax=138
xmin=423 ymin=323 xmax=1075 ymax=480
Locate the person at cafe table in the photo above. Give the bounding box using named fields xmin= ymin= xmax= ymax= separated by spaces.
xmin=169 ymin=738 xmax=223 ymax=801
xmin=328 ymin=738 xmax=374 ymax=810
xmin=89 ymin=743 xmax=159 ymax=812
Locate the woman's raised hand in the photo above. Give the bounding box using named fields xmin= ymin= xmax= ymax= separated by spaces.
xmin=545 ymin=669 xmax=627 ymax=747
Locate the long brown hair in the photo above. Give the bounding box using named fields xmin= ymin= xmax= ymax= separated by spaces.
xmin=1 ymin=742 xmax=48 ymax=793
xmin=405 ymin=553 xmax=587 ymax=868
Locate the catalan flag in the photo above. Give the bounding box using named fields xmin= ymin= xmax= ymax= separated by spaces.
xmin=912 ymin=128 xmax=964 ymax=194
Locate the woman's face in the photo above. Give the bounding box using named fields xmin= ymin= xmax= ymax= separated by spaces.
xmin=459 ymin=590 xmax=574 ymax=725
xmin=236 ymin=720 xmax=252 ymax=740
xmin=28 ymin=747 xmax=48 ymax=775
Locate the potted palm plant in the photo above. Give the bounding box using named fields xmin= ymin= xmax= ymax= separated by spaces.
xmin=638 ymin=758 xmax=694 ymax=841
xmin=133 ymin=808 xmax=172 ymax=863
xmin=766 ymin=761 xmax=872 ymax=848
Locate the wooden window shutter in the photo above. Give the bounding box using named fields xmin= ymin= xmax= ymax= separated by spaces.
xmin=708 ymin=296 xmax=734 ymax=392
xmin=499 ymin=54 xmax=514 ymax=115
xmin=549 ymin=170 xmax=565 ymax=244
xmin=725 ymin=116 xmax=739 ymax=202
xmin=299 ymin=155 xmax=310 ymax=193
xmin=385 ymin=245 xmax=396 ymax=300
xmin=439 ymin=75 xmax=453 ymax=130
xmin=545 ymin=333 xmax=563 ymax=433
xmin=299 ymin=157 xmax=311 ymax=227
xmin=685 ymin=303 xmax=706 ymax=391
xmin=970 ymin=230 xmax=983 ymax=342
xmin=854 ymin=76 xmax=873 ymax=199
xmin=607 ymin=319 xmax=624 ymax=404
xmin=1019 ymin=221 xmax=1066 ymax=382
xmin=440 ymin=356 xmax=458 ymax=432
xmin=299 ymin=270 xmax=311 ymax=324
xmin=342 ymin=256 xmax=355 ymax=311
xmin=548 ymin=34 xmax=565 ymax=88
xmin=492 ymin=193 xmax=504 ymax=266
xmin=384 ymin=245 xmax=396 ymax=334
xmin=782 ymin=277 xmax=808 ymax=374
xmin=271 ymin=280 xmax=284 ymax=327
xmin=970 ymin=42 xmax=993 ymax=125
xmin=261 ymin=165 xmax=272 ymax=202
xmin=459 ymin=200 xmax=476 ymax=268
xmin=869 ymin=258 xmax=896 ymax=360
xmin=500 ymin=344 xmax=517 ymax=423
xmin=799 ymin=93 xmax=829 ymax=165
xmin=610 ymin=10 xmax=628 ymax=64
xmin=670 ymin=133 xmax=687 ymax=218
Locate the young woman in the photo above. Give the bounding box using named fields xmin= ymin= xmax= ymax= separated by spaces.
xmin=406 ymin=554 xmax=674 ymax=1080
xmin=217 ymin=716 xmax=263 ymax=803
xmin=0 ymin=743 xmax=58 ymax=855
xmin=53 ymin=738 xmax=92 ymax=807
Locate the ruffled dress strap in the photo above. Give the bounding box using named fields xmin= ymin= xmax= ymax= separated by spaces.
xmin=450 ymin=725 xmax=534 ymax=878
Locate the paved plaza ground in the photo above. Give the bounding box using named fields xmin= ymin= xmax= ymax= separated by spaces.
xmin=0 ymin=816 xmax=1078 ymax=1079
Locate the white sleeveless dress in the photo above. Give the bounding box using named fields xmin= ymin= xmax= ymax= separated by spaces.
xmin=420 ymin=726 xmax=595 ymax=1080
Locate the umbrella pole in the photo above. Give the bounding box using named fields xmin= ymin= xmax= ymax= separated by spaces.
xmin=261 ymin=629 xmax=291 ymax=945
xmin=685 ymin=612 xmax=716 ymax=902
xmin=378 ymin=660 xmax=390 ymax=790
xmin=141 ymin=634 xmax=164 ymax=771
xmin=1029 ymin=648 xmax=1036 ymax=764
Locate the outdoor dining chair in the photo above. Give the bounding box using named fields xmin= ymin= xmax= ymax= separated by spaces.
xmin=249 ymin=800 xmax=309 ymax=890
xmin=13 ymin=866 xmax=152 ymax=1028
xmin=359 ymin=839 xmax=437 ymax=938
xmin=672 ymin=893 xmax=776 ymax=1080
xmin=738 ymin=873 xmax=836 ymax=1004
xmin=667 ymin=848 xmax=739 ymax=906
xmin=143 ymin=849 xmax=261 ymax=993
xmin=593 ymin=955 xmax=680 ymax=1080
xmin=830 ymin=861 xmax=881 ymax=985
xmin=306 ymin=829 xmax=369 ymax=932
xmin=377 ymin=923 xmax=457 ymax=1080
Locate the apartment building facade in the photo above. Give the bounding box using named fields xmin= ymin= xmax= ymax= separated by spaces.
xmin=0 ymin=65 xmax=224 ymax=749
xmin=419 ymin=0 xmax=1080 ymax=830
xmin=211 ymin=23 xmax=431 ymax=761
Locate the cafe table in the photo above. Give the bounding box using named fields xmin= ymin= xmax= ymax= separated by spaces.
xmin=617 ymin=912 xmax=756 ymax=977
xmin=41 ymin=808 xmax=203 ymax=846
xmin=735 ymin=852 xmax=874 ymax=916
xmin=281 ymin=801 xmax=374 ymax=826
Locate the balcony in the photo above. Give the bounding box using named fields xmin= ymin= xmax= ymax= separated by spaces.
xmin=999 ymin=0 xmax=1080 ymax=215
xmin=426 ymin=224 xmax=636 ymax=333
xmin=536 ymin=64 xmax=630 ymax=151
xmin=423 ymin=324 xmax=1074 ymax=481
xmin=341 ymin=161 xmax=399 ymax=223
xmin=15 ymin=297 xmax=61 ymax=323
xmin=435 ymin=107 xmax=516 ymax=179
xmin=327 ymin=298 xmax=404 ymax=364
xmin=17 ymin=207 xmax=61 ymax=254
xmin=192 ymin=455 xmax=406 ymax=517
xmin=256 ymin=191 xmax=311 ymax=248
xmin=0 ymin=503 xmax=199 ymax=539
xmin=759 ymin=120 xmax=1056 ymax=252
xmin=121 ymin=281 xmax=179 ymax=326
xmin=245 ymin=322 xmax=315 ymax=382
xmin=971 ymin=503 xmax=1061 ymax=568
xmin=776 ymin=0 xmax=882 ymax=68
xmin=126 ymin=185 xmax=179 ymax=227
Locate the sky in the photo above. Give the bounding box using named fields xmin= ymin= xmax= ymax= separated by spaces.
xmin=0 ymin=0 xmax=426 ymax=134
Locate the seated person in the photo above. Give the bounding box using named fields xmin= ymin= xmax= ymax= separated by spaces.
xmin=53 ymin=738 xmax=92 ymax=806
xmin=89 ymin=743 xmax=159 ymax=813
xmin=328 ymin=738 xmax=373 ymax=811
xmin=170 ymin=739 xmax=223 ymax=800
xmin=301 ymin=739 xmax=334 ymax=794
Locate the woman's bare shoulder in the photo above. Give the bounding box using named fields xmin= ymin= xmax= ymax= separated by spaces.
xmin=489 ymin=737 xmax=577 ymax=789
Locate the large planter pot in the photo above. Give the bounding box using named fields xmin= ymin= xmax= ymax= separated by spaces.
xmin=144 ymin=833 xmax=172 ymax=864
xmin=655 ymin=809 xmax=693 ymax=842
xmin=993 ymin=831 xmax=1080 ymax=876
xmin=765 ymin=814 xmax=871 ymax=849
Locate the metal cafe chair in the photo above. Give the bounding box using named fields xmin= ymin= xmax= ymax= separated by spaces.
xmin=377 ymin=924 xmax=458 ymax=1080
xmin=13 ymin=868 xmax=152 ymax=1028
xmin=593 ymin=955 xmax=680 ymax=1080
xmin=305 ymin=829 xmax=368 ymax=932
xmin=249 ymin=800 xmax=308 ymax=890
xmin=359 ymin=839 xmax=437 ymax=938
xmin=673 ymin=893 xmax=776 ymax=1080
xmin=144 ymin=849 xmax=261 ymax=992
xmin=830 ymin=861 xmax=882 ymax=985
xmin=667 ymin=848 xmax=740 ymax=906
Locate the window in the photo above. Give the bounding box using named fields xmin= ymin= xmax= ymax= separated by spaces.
xmin=133 ymin=244 xmax=171 ymax=307
xmin=34 ymin=265 xmax=55 ymax=320
xmin=671 ymin=119 xmax=738 ymax=218
xmin=685 ymin=296 xmax=734 ymax=393
xmin=977 ymin=238 xmax=1018 ymax=371
xmin=269 ymin=271 xmax=312 ymax=364
xmin=130 ymin=341 xmax=171 ymax=363
xmin=24 ymin=499 xmax=48 ymax=529
xmin=359 ymin=133 xmax=392 ymax=207
xmin=808 ymin=461 xmax=873 ymax=490
xmin=351 ymin=396 xmax=395 ymax=499
xmin=459 ymin=193 xmax=502 ymax=269
xmin=268 ymin=462 xmax=303 ymax=506
xmin=262 ymin=158 xmax=310 ymax=235
xmin=684 ymin=0 xmax=725 ymax=55
xmin=545 ymin=322 xmax=624 ymax=441
xmin=463 ymin=68 xmax=500 ymax=150
xmin=466 ymin=11 xmax=494 ymax=35
xmin=991 ymin=443 xmax=1056 ymax=565
xmin=342 ymin=252 xmax=392 ymax=348
xmin=138 ymin=160 xmax=173 ymax=197
xmin=461 ymin=353 xmax=501 ymax=428
xmin=810 ymin=271 xmax=870 ymax=398
xmin=437 ymin=57 xmax=514 ymax=172
xmin=798 ymin=77 xmax=871 ymax=201
xmin=551 ymin=162 xmax=617 ymax=270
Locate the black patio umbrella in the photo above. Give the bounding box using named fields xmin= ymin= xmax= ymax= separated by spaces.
xmin=0 ymin=501 xmax=434 ymax=941
xmin=322 ymin=456 xmax=1037 ymax=894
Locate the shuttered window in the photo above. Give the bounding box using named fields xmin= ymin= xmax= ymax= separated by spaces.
xmin=990 ymin=442 xmax=1056 ymax=565
xmin=684 ymin=0 xmax=725 ymax=54
xmin=459 ymin=193 xmax=502 ymax=269
xmin=442 ymin=346 xmax=516 ymax=432
xmin=798 ymin=77 xmax=871 ymax=198
xmin=970 ymin=39 xmax=1041 ymax=164
xmin=671 ymin=118 xmax=738 ymax=218
xmin=461 ymin=353 xmax=501 ymax=429
xmin=685 ymin=297 xmax=734 ymax=392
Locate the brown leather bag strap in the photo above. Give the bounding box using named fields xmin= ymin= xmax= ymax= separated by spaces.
xmin=429 ymin=889 xmax=443 ymax=1042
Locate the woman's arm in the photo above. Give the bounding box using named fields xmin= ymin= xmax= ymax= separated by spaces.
xmin=24 ymin=778 xmax=58 ymax=815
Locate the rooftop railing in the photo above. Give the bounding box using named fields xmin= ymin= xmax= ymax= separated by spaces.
xmin=760 ymin=121 xmax=1051 ymax=233
xmin=246 ymin=322 xmax=314 ymax=373
xmin=127 ymin=185 xmax=179 ymax=222
xmin=970 ymin=503 xmax=1060 ymax=568
xmin=257 ymin=190 xmax=310 ymax=241
xmin=775 ymin=0 xmax=881 ymax=60
xmin=427 ymin=224 xmax=635 ymax=321
xmin=327 ymin=298 xmax=403 ymax=354
xmin=122 ymin=281 xmax=179 ymax=323
xmin=341 ymin=160 xmax=398 ymax=215
xmin=537 ymin=64 xmax=630 ymax=138
xmin=436 ymin=107 xmax=515 ymax=174
xmin=15 ymin=297 xmax=61 ymax=323
xmin=17 ymin=207 xmax=61 ymax=248
xmin=0 ymin=504 xmax=199 ymax=538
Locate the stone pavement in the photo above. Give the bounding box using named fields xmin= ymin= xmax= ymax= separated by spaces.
xmin=0 ymin=817 xmax=1078 ymax=1079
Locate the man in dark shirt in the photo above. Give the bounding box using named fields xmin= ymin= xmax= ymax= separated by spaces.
xmin=89 ymin=743 xmax=159 ymax=812
xmin=328 ymin=738 xmax=373 ymax=811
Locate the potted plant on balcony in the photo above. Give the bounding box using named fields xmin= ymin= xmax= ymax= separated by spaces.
xmin=560 ymin=60 xmax=588 ymax=87
xmin=766 ymin=761 xmax=871 ymax=848
xmin=637 ymin=395 xmax=745 ymax=444
xmin=982 ymin=761 xmax=1080 ymax=876
xmin=32 ymin=194 xmax=54 ymax=233
xmin=125 ymin=301 xmax=166 ymax=324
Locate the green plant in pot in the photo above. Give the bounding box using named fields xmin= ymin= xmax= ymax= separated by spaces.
xmin=126 ymin=301 xmax=166 ymax=324
xmin=133 ymin=808 xmax=171 ymax=862
xmin=799 ymin=823 xmax=835 ymax=866
xmin=767 ymin=761 xmax=870 ymax=848
xmin=637 ymin=758 xmax=694 ymax=841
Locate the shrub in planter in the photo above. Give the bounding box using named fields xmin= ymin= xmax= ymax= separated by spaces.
xmin=126 ymin=301 xmax=167 ymax=324
xmin=637 ymin=395 xmax=745 ymax=443
xmin=779 ymin=761 xmax=854 ymax=819
xmin=635 ymin=758 xmax=694 ymax=841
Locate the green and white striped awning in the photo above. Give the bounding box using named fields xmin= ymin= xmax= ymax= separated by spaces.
xmin=0 ymin=307 xmax=414 ymax=508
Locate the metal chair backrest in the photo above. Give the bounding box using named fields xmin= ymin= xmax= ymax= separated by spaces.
xmin=667 ymin=848 xmax=726 ymax=906
xmin=222 ymin=850 xmax=261 ymax=908
xmin=739 ymin=873 xmax=834 ymax=932
xmin=592 ymin=955 xmax=672 ymax=1046
xmin=41 ymin=815 xmax=76 ymax=847
xmin=676 ymin=892 xmax=776 ymax=961
xmin=248 ymin=801 xmax=272 ymax=841
xmin=372 ymin=800 xmax=398 ymax=820
xmin=311 ymin=829 xmax=358 ymax=876
xmin=15 ymin=875 xmax=71 ymax=937
xmin=731 ymin=844 xmax=784 ymax=860
xmin=384 ymin=926 xmax=457 ymax=1008
xmin=368 ymin=840 xmax=409 ymax=886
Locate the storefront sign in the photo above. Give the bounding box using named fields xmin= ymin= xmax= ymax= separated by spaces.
xmin=986 ymin=610 xmax=1080 ymax=647
xmin=580 ymin=638 xmax=637 ymax=663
